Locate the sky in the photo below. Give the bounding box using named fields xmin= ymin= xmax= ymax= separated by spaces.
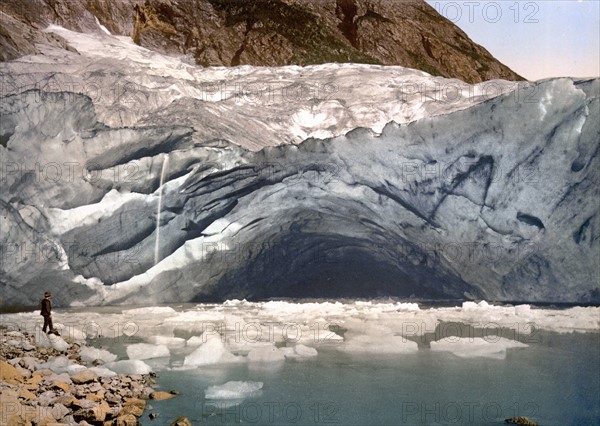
xmin=424 ymin=0 xmax=600 ymax=80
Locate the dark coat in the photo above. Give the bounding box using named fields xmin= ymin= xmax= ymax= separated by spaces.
xmin=40 ymin=298 xmax=51 ymax=316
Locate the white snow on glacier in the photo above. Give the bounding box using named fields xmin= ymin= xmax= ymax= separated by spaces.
xmin=3 ymin=25 xmax=523 ymax=148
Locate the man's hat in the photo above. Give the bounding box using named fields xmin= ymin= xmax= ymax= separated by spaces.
xmin=44 ymin=291 xmax=51 ymax=297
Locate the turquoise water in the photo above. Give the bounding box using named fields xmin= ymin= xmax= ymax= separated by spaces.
xmin=3 ymin=302 xmax=597 ymax=425
xmin=146 ymin=331 xmax=599 ymax=426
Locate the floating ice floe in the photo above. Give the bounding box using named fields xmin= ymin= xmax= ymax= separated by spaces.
xmin=126 ymin=343 xmax=170 ymax=360
xmin=282 ymin=344 xmax=318 ymax=360
xmin=80 ymin=346 xmax=118 ymax=363
xmin=104 ymin=359 xmax=153 ymax=375
xmin=338 ymin=335 xmax=419 ymax=354
xmin=183 ymin=335 xmax=244 ymax=366
xmin=247 ymin=346 xmax=286 ymax=363
xmin=147 ymin=335 xmax=186 ymax=348
xmin=228 ymin=339 xmax=281 ymax=355
xmin=205 ymin=381 xmax=263 ymax=400
xmin=186 ymin=335 xmax=205 ymax=347
xmin=429 ymin=337 xmax=528 ymax=359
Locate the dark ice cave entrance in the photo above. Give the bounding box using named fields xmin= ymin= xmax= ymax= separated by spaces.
xmin=205 ymin=224 xmax=480 ymax=302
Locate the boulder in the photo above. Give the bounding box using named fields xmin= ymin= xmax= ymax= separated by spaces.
xmin=170 ymin=417 xmax=192 ymax=426
xmin=70 ymin=370 xmax=98 ymax=384
xmin=115 ymin=413 xmax=138 ymax=426
xmin=53 ymin=381 xmax=71 ymax=392
xmin=17 ymin=388 xmax=36 ymax=401
xmin=120 ymin=398 xmax=146 ymax=418
xmin=149 ymin=391 xmax=177 ymax=400
xmin=505 ymin=417 xmax=538 ymax=426
xmin=0 ymin=360 xmax=24 ymax=384
xmin=50 ymin=403 xmax=71 ymax=420
xmin=73 ymin=401 xmax=111 ymax=423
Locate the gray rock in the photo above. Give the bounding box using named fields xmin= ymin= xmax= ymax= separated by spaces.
xmin=15 ymin=366 xmax=32 ymax=379
xmin=87 ymin=382 xmax=103 ymax=393
xmin=7 ymin=357 xmax=21 ymax=366
xmin=47 ymin=373 xmax=72 ymax=384
xmin=37 ymin=390 xmax=57 ymax=407
xmin=62 ymin=415 xmax=76 ymax=424
xmin=51 ymin=403 xmax=71 ymax=420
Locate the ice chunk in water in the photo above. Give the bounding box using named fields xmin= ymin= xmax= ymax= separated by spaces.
xmin=126 ymin=343 xmax=170 ymax=360
xmin=147 ymin=335 xmax=186 ymax=348
xmin=183 ymin=335 xmax=244 ymax=366
xmin=283 ymin=344 xmax=318 ymax=359
xmin=247 ymin=346 xmax=285 ymax=363
xmin=104 ymin=359 xmax=153 ymax=374
xmin=89 ymin=366 xmax=117 ymax=377
xmin=205 ymin=381 xmax=263 ymax=400
xmin=294 ymin=344 xmax=318 ymax=357
xmin=186 ymin=335 xmax=205 ymax=347
xmin=338 ymin=335 xmax=418 ymax=354
xmin=80 ymin=346 xmax=117 ymax=363
xmin=226 ymin=339 xmax=278 ymax=354
xmin=430 ymin=337 xmax=528 ymax=359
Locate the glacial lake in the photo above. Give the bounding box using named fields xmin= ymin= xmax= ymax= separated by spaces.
xmin=2 ymin=300 xmax=599 ymax=425
xmin=146 ymin=330 xmax=599 ymax=426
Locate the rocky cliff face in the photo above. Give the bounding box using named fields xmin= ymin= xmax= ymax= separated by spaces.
xmin=0 ymin=0 xmax=523 ymax=83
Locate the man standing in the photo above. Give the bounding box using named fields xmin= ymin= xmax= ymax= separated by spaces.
xmin=40 ymin=291 xmax=53 ymax=334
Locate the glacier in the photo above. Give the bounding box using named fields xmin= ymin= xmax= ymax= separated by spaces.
xmin=0 ymin=26 xmax=598 ymax=307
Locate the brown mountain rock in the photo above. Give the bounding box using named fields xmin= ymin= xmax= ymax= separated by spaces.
xmin=0 ymin=0 xmax=522 ymax=83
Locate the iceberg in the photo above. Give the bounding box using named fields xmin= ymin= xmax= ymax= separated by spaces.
xmin=80 ymin=347 xmax=118 ymax=364
xmin=126 ymin=343 xmax=170 ymax=360
xmin=247 ymin=346 xmax=286 ymax=363
xmin=183 ymin=335 xmax=245 ymax=366
xmin=430 ymin=337 xmax=528 ymax=359
xmin=104 ymin=360 xmax=153 ymax=375
xmin=147 ymin=335 xmax=186 ymax=348
xmin=283 ymin=344 xmax=318 ymax=359
xmin=338 ymin=335 xmax=419 ymax=354
xmin=186 ymin=335 xmax=206 ymax=347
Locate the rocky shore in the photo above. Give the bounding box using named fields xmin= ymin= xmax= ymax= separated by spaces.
xmin=0 ymin=326 xmax=177 ymax=425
